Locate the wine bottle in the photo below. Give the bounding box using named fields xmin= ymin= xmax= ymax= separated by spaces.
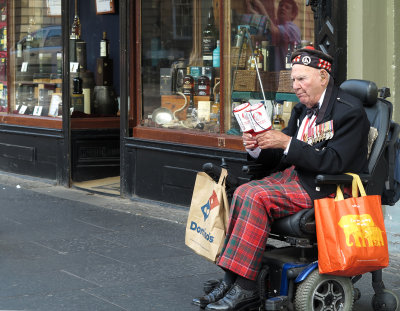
xmin=100 ymin=31 xmax=109 ymax=58
xmin=183 ymin=67 xmax=194 ymax=96
xmin=202 ymin=7 xmax=217 ymax=67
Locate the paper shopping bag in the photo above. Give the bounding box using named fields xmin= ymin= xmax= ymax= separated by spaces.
xmin=315 ymin=173 xmax=389 ymax=276
xmin=185 ymin=168 xmax=230 ymax=263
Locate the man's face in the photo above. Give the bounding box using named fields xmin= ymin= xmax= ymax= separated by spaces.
xmin=277 ymin=1 xmax=295 ymax=23
xmin=291 ymin=65 xmax=326 ymax=108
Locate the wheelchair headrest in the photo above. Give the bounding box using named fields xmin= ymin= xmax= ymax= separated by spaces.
xmin=339 ymin=79 xmax=378 ymax=107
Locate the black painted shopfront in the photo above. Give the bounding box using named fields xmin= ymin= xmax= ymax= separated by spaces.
xmin=0 ymin=0 xmax=346 ymax=207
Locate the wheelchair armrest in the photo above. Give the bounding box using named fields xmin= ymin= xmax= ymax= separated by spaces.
xmin=315 ymin=173 xmax=371 ymax=185
xmin=202 ymin=162 xmax=240 ymax=189
xmin=242 ymin=163 xmax=264 ymax=174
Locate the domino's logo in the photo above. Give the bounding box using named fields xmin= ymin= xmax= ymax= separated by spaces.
xmin=201 ymin=190 xmax=219 ymax=221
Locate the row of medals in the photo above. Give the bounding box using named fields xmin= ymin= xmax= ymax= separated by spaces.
xmin=303 ymin=120 xmax=334 ymax=145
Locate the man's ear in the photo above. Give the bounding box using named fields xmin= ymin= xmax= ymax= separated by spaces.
xmin=320 ymin=70 xmax=329 ymax=85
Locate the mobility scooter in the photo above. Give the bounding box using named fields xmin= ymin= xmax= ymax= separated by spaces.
xmin=202 ymin=79 xmax=400 ymax=311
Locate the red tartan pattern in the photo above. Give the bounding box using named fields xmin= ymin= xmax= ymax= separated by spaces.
xmin=217 ymin=166 xmax=312 ymax=280
xmin=317 ymin=59 xmax=332 ymax=72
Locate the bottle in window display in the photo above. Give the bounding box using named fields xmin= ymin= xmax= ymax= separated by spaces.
xmin=71 ymin=0 xmax=81 ymax=40
xmin=272 ymin=103 xmax=285 ymax=130
xmin=285 ymin=43 xmax=292 ymax=70
xmin=255 ymin=41 xmax=264 ymax=71
xmin=183 ymin=67 xmax=194 ymax=96
xmin=187 ymin=94 xmax=196 ymax=119
xmin=71 ymin=69 xmax=85 ymax=113
xmin=100 ymin=31 xmax=109 ymax=58
xmin=96 ymin=31 xmax=113 ymax=86
xmin=210 ymin=92 xmax=220 ymax=123
xmin=202 ymin=7 xmax=217 ymax=67
xmin=247 ymin=55 xmax=256 ymax=70
xmin=213 ymin=40 xmax=220 ymax=68
xmin=197 ymin=75 xmax=210 ymax=96
xmin=70 ymin=0 xmax=81 ymax=62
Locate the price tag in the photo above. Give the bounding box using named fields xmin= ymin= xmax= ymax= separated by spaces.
xmin=70 ymin=62 xmax=79 ymax=73
xmin=21 ymin=62 xmax=29 ymax=72
xmin=19 ymin=105 xmax=28 ymax=114
xmin=33 ymin=106 xmax=43 ymax=116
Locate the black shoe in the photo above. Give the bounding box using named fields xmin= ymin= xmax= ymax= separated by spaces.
xmin=205 ymin=284 xmax=259 ymax=311
xmin=192 ymin=280 xmax=232 ymax=308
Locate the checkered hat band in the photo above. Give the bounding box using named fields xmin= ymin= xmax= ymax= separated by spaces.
xmin=292 ymin=53 xmax=332 ymax=73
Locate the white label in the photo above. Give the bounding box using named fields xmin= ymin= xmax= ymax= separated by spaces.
xmin=19 ymin=105 xmax=28 ymax=114
xmin=70 ymin=62 xmax=79 ymax=72
xmin=82 ymin=88 xmax=91 ymax=114
xmin=100 ymin=42 xmax=107 ymax=57
xmin=33 ymin=106 xmax=43 ymax=116
xmin=21 ymin=62 xmax=28 ymax=72
xmin=197 ymin=101 xmax=211 ymax=122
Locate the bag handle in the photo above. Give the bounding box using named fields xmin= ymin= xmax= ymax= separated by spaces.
xmin=345 ymin=173 xmax=367 ymax=197
xmin=218 ymin=168 xmax=228 ymax=185
xmin=335 ymin=185 xmax=344 ymax=201
xmin=334 ymin=173 xmax=366 ymax=201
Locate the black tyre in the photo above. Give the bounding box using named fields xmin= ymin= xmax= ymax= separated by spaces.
xmin=371 ymin=289 xmax=399 ymax=311
xmin=294 ymin=269 xmax=354 ymax=311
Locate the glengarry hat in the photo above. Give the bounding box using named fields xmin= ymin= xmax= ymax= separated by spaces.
xmin=291 ymin=46 xmax=333 ymax=73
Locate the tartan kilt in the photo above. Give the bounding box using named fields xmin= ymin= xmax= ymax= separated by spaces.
xmin=217 ymin=166 xmax=312 ymax=280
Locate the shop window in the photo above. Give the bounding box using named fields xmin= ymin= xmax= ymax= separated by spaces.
xmin=0 ymin=0 xmax=7 ymax=113
xmin=136 ymin=0 xmax=314 ymax=148
xmin=5 ymin=1 xmax=62 ymax=119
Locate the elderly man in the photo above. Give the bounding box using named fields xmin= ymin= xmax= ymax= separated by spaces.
xmin=192 ymin=46 xmax=370 ymax=311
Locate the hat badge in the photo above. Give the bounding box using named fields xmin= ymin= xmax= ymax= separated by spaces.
xmin=302 ymin=56 xmax=312 ymax=66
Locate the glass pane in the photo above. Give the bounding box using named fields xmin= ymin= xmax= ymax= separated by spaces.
xmin=0 ymin=0 xmax=7 ymax=113
xmin=141 ymin=0 xmax=221 ymax=133
xmin=229 ymin=0 xmax=314 ymax=135
xmin=8 ymin=1 xmax=62 ymax=117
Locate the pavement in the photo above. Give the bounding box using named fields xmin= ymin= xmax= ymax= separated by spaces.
xmin=0 ymin=172 xmax=398 ymax=311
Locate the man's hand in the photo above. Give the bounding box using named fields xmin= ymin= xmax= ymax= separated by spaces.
xmin=256 ymin=130 xmax=291 ymax=150
xmin=242 ymin=132 xmax=258 ymax=149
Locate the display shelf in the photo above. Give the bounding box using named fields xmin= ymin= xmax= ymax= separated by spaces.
xmin=231 ymin=91 xmax=276 ymax=101
xmin=231 ymin=91 xmax=299 ymax=103
xmin=275 ymin=92 xmax=299 ymax=102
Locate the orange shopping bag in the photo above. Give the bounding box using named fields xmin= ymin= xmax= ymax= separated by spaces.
xmin=314 ymin=173 xmax=389 ymax=276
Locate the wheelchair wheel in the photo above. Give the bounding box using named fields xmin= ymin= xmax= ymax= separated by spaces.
xmin=371 ymin=289 xmax=399 ymax=311
xmin=294 ymin=269 xmax=354 ymax=311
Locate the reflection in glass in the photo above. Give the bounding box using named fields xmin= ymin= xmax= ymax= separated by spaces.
xmin=8 ymin=1 xmax=62 ymax=117
xmin=140 ymin=0 xmax=314 ymax=137
xmin=230 ymin=0 xmax=314 ymax=135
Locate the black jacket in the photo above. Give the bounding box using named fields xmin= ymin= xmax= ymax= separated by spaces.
xmin=253 ymin=80 xmax=370 ymax=201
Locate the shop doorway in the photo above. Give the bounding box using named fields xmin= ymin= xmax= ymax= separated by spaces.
xmin=68 ymin=0 xmax=121 ymax=196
